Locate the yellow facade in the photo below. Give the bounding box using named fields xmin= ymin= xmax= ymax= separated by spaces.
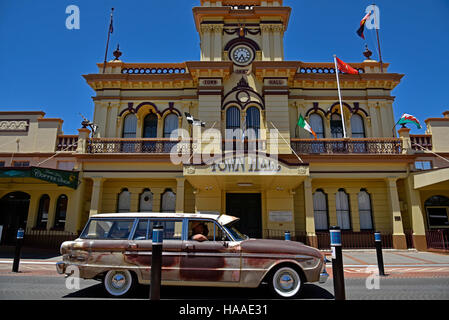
xmin=1 ymin=1 xmax=449 ymax=251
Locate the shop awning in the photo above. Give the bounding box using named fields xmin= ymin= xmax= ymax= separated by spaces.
xmin=0 ymin=166 xmax=79 ymax=189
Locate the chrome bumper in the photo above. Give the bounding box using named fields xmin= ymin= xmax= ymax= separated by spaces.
xmin=319 ymin=270 xmax=329 ymax=284
xmin=56 ymin=262 xmax=67 ymax=275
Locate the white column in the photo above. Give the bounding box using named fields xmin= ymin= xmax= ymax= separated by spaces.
xmin=89 ymin=178 xmax=105 ymax=217
xmin=261 ymin=24 xmax=272 ymax=61
xmin=272 ymin=25 xmax=284 ymax=61
xmin=213 ymin=25 xmax=223 ymax=61
xmin=201 ymin=25 xmax=213 ymax=61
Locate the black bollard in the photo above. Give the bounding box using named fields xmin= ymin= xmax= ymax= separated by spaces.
xmin=12 ymin=228 xmax=24 ymax=273
xmin=150 ymin=225 xmax=163 ymax=300
xmin=374 ymin=231 xmax=386 ymax=276
xmin=330 ymin=226 xmax=345 ymax=300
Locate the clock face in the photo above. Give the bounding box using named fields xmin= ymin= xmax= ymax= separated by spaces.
xmin=231 ymin=45 xmax=254 ymax=66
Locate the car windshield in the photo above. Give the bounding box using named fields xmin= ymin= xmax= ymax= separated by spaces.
xmin=224 ymin=222 xmax=249 ymax=241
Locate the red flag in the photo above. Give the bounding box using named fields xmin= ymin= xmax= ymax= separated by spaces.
xmin=335 ymin=57 xmax=359 ymax=75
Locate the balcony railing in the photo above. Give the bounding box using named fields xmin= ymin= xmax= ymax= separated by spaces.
xmin=410 ymin=134 xmax=432 ymax=151
xmin=290 ymin=138 xmax=402 ymax=155
xmin=87 ymin=138 xmax=192 ymax=154
xmin=87 ymin=138 xmax=404 ymax=155
xmin=56 ymin=135 xmax=78 ymax=152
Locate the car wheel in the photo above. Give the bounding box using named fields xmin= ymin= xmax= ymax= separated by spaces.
xmin=270 ymin=266 xmax=303 ymax=298
xmin=103 ymin=270 xmax=135 ymax=297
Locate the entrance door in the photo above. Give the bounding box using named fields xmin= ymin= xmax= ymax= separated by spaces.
xmin=0 ymin=192 xmax=30 ymax=244
xmin=226 ymin=193 xmax=262 ymax=238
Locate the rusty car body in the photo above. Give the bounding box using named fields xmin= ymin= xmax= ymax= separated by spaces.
xmin=56 ymin=212 xmax=328 ymax=298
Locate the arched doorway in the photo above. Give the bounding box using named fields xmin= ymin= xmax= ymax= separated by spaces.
xmin=0 ymin=192 xmax=30 ymax=244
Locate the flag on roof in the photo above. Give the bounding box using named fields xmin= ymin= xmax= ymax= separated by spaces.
xmin=297 ymin=114 xmax=317 ymax=139
xmin=356 ymin=11 xmax=372 ymax=39
xmin=397 ymin=114 xmax=422 ymax=129
xmin=335 ymin=57 xmax=359 ymax=75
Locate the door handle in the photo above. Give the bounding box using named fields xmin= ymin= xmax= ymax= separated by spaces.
xmin=184 ymin=243 xmax=195 ymax=252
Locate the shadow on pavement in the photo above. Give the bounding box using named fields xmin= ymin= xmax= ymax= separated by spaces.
xmin=0 ymin=246 xmax=61 ymax=260
xmin=63 ymin=282 xmax=334 ymax=300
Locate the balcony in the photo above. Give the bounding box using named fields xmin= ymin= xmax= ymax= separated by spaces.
xmin=56 ymin=135 xmax=78 ymax=152
xmin=410 ymin=134 xmax=432 ymax=151
xmin=87 ymin=138 xmax=192 ymax=154
xmin=290 ymin=138 xmax=402 ymax=155
xmin=86 ymin=137 xmax=403 ymax=155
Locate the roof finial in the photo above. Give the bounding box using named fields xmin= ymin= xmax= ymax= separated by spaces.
xmin=113 ymin=44 xmax=122 ymax=61
xmin=363 ymin=44 xmax=373 ymax=60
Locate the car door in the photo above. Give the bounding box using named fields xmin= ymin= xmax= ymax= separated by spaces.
xmin=179 ymin=219 xmax=241 ymax=283
xmin=125 ymin=218 xmax=183 ymax=283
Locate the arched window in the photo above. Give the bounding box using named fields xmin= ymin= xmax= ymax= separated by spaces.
xmin=139 ymin=189 xmax=153 ymax=212
xmin=163 ymin=114 xmax=178 ymax=138
xmin=313 ymin=190 xmax=328 ymax=230
xmin=245 ymin=106 xmax=260 ymax=138
xmin=330 ymin=113 xmax=344 ymax=138
xmin=336 ymin=189 xmax=351 ymax=230
xmin=54 ymin=195 xmax=68 ymax=230
xmin=36 ymin=194 xmax=50 ymax=229
xmin=424 ymin=195 xmax=449 ymax=228
xmin=226 ymin=106 xmax=241 ymax=130
xmin=358 ymin=189 xmax=373 ymax=230
xmin=309 ymin=114 xmax=325 ymax=138
xmin=351 ymin=114 xmax=365 ymax=138
xmin=122 ymin=113 xmax=137 ymax=138
xmin=143 ymin=113 xmax=158 ymax=138
xmin=161 ymin=189 xmax=176 ymax=213
xmin=117 ymin=189 xmax=131 ymax=213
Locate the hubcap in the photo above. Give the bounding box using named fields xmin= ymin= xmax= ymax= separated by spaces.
xmin=273 ymin=267 xmax=301 ymax=297
xmin=111 ymin=273 xmax=126 ymax=289
xmin=279 ymin=274 xmax=294 ymax=290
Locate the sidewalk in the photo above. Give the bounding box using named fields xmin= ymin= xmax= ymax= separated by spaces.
xmin=1 ymin=247 xmax=449 ymax=279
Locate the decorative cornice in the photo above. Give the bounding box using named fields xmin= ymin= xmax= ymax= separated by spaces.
xmin=0 ymin=119 xmax=29 ymax=132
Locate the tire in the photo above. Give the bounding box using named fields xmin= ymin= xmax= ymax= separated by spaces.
xmin=103 ymin=270 xmax=135 ymax=298
xmin=269 ymin=266 xmax=303 ymax=299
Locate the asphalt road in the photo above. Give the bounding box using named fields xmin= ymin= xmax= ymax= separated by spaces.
xmin=0 ymin=275 xmax=448 ymax=300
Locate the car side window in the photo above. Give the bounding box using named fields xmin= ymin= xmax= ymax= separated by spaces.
xmin=148 ymin=220 xmax=182 ymax=240
xmin=107 ymin=220 xmax=135 ymax=239
xmin=133 ymin=219 xmax=149 ymax=240
xmin=188 ymin=220 xmax=230 ymax=241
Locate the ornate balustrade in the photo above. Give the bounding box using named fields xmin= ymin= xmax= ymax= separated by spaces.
xmin=86 ymin=138 xmax=402 ymax=155
xmin=56 ymin=135 xmax=78 ymax=152
xmin=290 ymin=138 xmax=402 ymax=155
xmin=87 ymin=138 xmax=192 ymax=154
xmin=120 ymin=63 xmax=188 ymax=75
xmin=410 ymin=134 xmax=432 ymax=151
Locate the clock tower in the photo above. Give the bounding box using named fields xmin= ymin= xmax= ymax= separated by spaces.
xmin=193 ymin=0 xmax=291 ymax=62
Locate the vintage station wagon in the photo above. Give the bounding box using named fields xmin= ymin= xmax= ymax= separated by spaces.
xmin=56 ymin=212 xmax=328 ymax=298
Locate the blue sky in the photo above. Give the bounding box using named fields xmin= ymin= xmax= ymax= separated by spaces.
xmin=0 ymin=0 xmax=448 ymax=135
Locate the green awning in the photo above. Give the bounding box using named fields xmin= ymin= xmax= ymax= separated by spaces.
xmin=0 ymin=167 xmax=79 ymax=190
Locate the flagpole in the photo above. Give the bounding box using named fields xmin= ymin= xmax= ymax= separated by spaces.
xmin=103 ymin=8 xmax=114 ymax=74
xmin=373 ymin=3 xmax=384 ymax=73
xmin=333 ymin=55 xmax=347 ymax=138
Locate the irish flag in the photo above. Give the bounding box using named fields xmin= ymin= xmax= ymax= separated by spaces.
xmin=397 ymin=113 xmax=422 ymax=129
xmin=298 ymin=114 xmax=317 ymax=139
